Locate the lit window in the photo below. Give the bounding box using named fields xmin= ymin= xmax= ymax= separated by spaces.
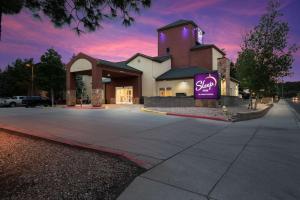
xmin=159 ymin=88 xmax=165 ymax=96
xmin=166 ymin=87 xmax=172 ymax=96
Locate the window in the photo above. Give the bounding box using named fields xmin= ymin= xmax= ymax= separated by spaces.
xmin=159 ymin=87 xmax=172 ymax=97
xmin=159 ymin=88 xmax=165 ymax=96
xmin=166 ymin=48 xmax=170 ymax=54
xmin=166 ymin=87 xmax=172 ymax=96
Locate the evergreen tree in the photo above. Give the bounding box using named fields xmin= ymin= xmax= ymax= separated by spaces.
xmin=36 ymin=48 xmax=65 ymax=106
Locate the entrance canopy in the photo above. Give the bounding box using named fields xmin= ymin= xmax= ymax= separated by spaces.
xmin=66 ymin=53 xmax=142 ymax=107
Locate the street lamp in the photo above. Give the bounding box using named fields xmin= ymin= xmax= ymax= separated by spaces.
xmin=26 ymin=63 xmax=34 ymax=96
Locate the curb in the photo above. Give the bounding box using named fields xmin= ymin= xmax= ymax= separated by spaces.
xmin=141 ymin=107 xmax=167 ymax=115
xmin=141 ymin=107 xmax=229 ymax=122
xmin=232 ymin=104 xmax=273 ymax=122
xmin=0 ymin=124 xmax=149 ymax=169
xmin=64 ymin=106 xmax=105 ymax=110
xmin=166 ymin=113 xmax=229 ymax=122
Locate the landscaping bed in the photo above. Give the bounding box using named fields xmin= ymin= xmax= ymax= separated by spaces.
xmin=145 ymin=103 xmax=271 ymax=121
xmin=0 ymin=131 xmax=144 ymax=200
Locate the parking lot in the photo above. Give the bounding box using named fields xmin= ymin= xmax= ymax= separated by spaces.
xmin=0 ymin=101 xmax=300 ymax=200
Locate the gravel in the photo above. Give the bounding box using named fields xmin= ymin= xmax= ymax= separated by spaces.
xmin=0 ymin=131 xmax=144 ymax=200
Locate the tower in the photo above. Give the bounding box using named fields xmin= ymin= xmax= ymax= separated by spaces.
xmin=157 ymin=20 xmax=204 ymax=68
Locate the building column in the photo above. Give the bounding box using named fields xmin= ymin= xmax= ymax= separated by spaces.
xmin=66 ymin=69 xmax=76 ymax=106
xmin=133 ymin=75 xmax=142 ymax=104
xmin=91 ymin=65 xmax=103 ymax=107
xmin=218 ymin=57 xmax=231 ymax=96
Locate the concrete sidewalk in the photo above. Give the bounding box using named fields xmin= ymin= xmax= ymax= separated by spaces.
xmin=0 ymin=101 xmax=299 ymax=199
xmin=118 ymin=100 xmax=300 ymax=200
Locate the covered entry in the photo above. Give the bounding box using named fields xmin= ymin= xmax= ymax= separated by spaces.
xmin=66 ymin=53 xmax=142 ymax=107
xmin=116 ymin=86 xmax=133 ymax=104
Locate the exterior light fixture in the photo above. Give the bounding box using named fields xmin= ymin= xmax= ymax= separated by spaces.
xmin=107 ymin=73 xmax=111 ymax=77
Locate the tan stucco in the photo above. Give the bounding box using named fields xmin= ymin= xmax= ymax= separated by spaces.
xmin=221 ymin=79 xmax=239 ymax=96
xmin=212 ymin=48 xmax=224 ymax=71
xmin=70 ymin=58 xmax=92 ymax=72
xmin=156 ymin=79 xmax=194 ymax=96
xmin=127 ymin=56 xmax=171 ymax=96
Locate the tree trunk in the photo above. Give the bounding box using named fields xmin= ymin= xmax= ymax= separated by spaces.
xmin=51 ymin=88 xmax=54 ymax=107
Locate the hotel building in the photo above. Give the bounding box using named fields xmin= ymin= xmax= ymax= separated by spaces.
xmin=66 ymin=19 xmax=239 ymax=106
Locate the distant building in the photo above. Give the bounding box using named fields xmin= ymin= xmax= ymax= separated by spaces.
xmin=66 ymin=19 xmax=239 ymax=106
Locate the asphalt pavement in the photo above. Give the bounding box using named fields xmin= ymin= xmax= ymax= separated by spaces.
xmin=0 ymin=101 xmax=299 ymax=200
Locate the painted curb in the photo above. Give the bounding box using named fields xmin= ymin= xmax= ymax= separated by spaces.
xmin=166 ymin=113 xmax=229 ymax=122
xmin=141 ymin=107 xmax=167 ymax=115
xmin=64 ymin=106 xmax=105 ymax=110
xmin=0 ymin=124 xmax=149 ymax=169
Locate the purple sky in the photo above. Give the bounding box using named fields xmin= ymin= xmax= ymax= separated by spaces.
xmin=0 ymin=0 xmax=299 ymax=81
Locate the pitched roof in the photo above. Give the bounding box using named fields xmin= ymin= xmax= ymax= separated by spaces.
xmin=126 ymin=53 xmax=171 ymax=63
xmin=191 ymin=44 xmax=226 ymax=55
xmin=156 ymin=67 xmax=211 ymax=81
xmin=97 ymin=59 xmax=142 ymax=73
xmin=157 ymin=19 xmax=197 ymax=31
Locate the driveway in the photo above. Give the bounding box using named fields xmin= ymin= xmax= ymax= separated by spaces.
xmin=0 ymin=101 xmax=300 ymax=200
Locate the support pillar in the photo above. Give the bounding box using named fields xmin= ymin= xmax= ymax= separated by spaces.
xmin=218 ymin=57 xmax=231 ymax=96
xmin=133 ymin=75 xmax=142 ymax=104
xmin=91 ymin=65 xmax=103 ymax=107
xmin=66 ymin=70 xmax=76 ymax=106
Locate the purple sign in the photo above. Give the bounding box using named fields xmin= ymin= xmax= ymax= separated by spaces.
xmin=194 ymin=72 xmax=220 ymax=99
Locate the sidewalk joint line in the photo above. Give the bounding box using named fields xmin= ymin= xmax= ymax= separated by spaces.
xmin=207 ymin=126 xmax=261 ymax=196
xmin=143 ymin=124 xmax=231 ymax=172
xmin=140 ymin=176 xmax=212 ymax=199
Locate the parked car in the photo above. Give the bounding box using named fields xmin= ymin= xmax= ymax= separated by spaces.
xmin=0 ymin=97 xmax=10 ymax=107
xmin=292 ymin=96 xmax=299 ymax=102
xmin=22 ymin=96 xmax=51 ymax=107
xmin=0 ymin=96 xmax=27 ymax=107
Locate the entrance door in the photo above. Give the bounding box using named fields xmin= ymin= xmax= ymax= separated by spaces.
xmin=115 ymin=86 xmax=133 ymax=104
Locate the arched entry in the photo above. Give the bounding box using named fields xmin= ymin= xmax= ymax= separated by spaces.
xmin=66 ymin=53 xmax=142 ymax=107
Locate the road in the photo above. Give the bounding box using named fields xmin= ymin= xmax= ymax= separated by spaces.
xmin=0 ymin=100 xmax=299 ymax=200
xmin=287 ymin=99 xmax=300 ymax=114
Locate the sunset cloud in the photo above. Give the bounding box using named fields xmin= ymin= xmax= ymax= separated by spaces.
xmin=0 ymin=0 xmax=299 ymax=80
xmin=157 ymin=0 xmax=222 ymax=15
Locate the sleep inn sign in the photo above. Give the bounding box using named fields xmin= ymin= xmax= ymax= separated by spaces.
xmin=194 ymin=72 xmax=220 ymax=99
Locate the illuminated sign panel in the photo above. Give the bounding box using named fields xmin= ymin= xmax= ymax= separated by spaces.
xmin=194 ymin=72 xmax=220 ymax=99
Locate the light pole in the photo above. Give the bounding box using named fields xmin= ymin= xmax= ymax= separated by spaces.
xmin=281 ymin=76 xmax=284 ymax=98
xmin=26 ymin=63 xmax=34 ymax=96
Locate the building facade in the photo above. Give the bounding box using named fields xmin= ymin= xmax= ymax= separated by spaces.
xmin=66 ymin=19 xmax=239 ymax=107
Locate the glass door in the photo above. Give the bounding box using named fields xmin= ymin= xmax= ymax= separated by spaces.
xmin=115 ymin=86 xmax=133 ymax=104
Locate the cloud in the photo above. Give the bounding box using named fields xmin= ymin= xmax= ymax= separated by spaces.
xmin=157 ymin=0 xmax=222 ymax=15
xmin=219 ymin=0 xmax=294 ymax=16
xmin=135 ymin=16 xmax=166 ymax=27
xmin=0 ymin=11 xmax=157 ymax=67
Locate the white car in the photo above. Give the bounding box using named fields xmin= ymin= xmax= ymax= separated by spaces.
xmin=292 ymin=97 xmax=299 ymax=102
xmin=0 ymin=96 xmax=27 ymax=107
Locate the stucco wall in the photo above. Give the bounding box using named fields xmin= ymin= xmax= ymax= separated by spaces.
xmin=70 ymin=58 xmax=92 ymax=72
xmin=221 ymin=79 xmax=239 ymax=96
xmin=212 ymin=48 xmax=223 ymax=70
xmin=156 ymin=79 xmax=194 ymax=96
xmin=127 ymin=56 xmax=171 ymax=97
